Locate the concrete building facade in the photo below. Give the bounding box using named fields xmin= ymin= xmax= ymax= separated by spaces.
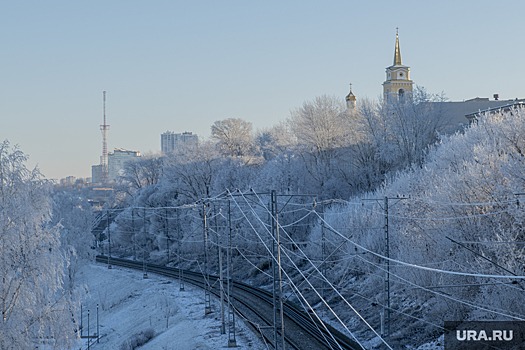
xmin=108 ymin=148 xmax=141 ymax=181
xmin=161 ymin=131 xmax=198 ymax=154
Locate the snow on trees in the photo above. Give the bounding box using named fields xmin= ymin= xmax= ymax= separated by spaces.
xmin=51 ymin=189 xmax=95 ymax=291
xmin=104 ymin=92 xmax=525 ymax=348
xmin=352 ymin=87 xmax=448 ymax=191
xmin=211 ymin=117 xmax=257 ymax=159
xmin=163 ymin=141 xmax=222 ymax=202
xmin=289 ymin=95 xmax=351 ymax=153
xmin=0 ymin=140 xmax=76 ymax=349
xmin=256 ymin=121 xmax=295 ymax=161
xmin=316 ymin=106 xmax=525 ymax=340
xmin=288 ymin=95 xmax=356 ymax=198
xmin=380 ymin=86 xmax=447 ymax=167
xmin=117 ymin=156 xmax=164 ymax=196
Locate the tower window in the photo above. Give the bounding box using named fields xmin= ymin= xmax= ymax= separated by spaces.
xmin=398 ymin=89 xmax=405 ymax=101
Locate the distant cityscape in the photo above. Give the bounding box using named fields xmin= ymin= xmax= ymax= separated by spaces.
xmin=57 ymin=131 xmax=199 ymax=190
xmin=90 ymin=131 xmax=198 ymax=184
xmin=59 ymin=32 xmax=525 ymax=191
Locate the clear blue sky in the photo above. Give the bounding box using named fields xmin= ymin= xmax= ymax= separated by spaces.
xmin=2 ymin=0 xmax=524 ymax=179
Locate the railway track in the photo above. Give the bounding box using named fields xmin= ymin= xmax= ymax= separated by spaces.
xmin=95 ymin=255 xmax=362 ymax=350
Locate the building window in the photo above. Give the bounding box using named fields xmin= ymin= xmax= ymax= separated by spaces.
xmin=398 ymin=88 xmax=405 ymax=101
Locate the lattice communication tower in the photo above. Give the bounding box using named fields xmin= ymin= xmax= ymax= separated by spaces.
xmin=100 ymin=91 xmax=110 ymax=183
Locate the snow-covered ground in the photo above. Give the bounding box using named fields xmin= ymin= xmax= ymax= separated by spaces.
xmin=73 ymin=263 xmax=266 ymax=350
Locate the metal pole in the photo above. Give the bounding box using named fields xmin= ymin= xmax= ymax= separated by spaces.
xmin=177 ymin=209 xmax=184 ymax=291
xmin=107 ymin=209 xmax=112 ymax=269
xmin=87 ymin=309 xmax=90 ymax=350
xmin=132 ymin=208 xmax=136 ymax=261
xmin=384 ymin=196 xmax=390 ymax=337
xmin=96 ymin=303 xmax=99 ymax=343
xmin=80 ymin=304 xmax=83 ymax=337
xmin=203 ymin=202 xmax=211 ymax=314
xmin=215 ymin=203 xmax=225 ymax=334
xmin=227 ymin=199 xmax=237 ymax=347
xmin=165 ymin=207 xmax=170 ymax=264
xmin=271 ymin=190 xmax=285 ymax=350
xmin=321 ymin=213 xmax=327 ymax=299
xmin=271 ymin=193 xmax=279 ymax=349
xmin=362 ymin=195 xmax=407 ymax=337
xmin=219 ymin=231 xmax=225 ymax=334
xmin=143 ymin=207 xmax=148 ymax=279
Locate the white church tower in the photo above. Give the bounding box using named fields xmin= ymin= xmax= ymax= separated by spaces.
xmin=383 ymin=29 xmax=413 ymax=102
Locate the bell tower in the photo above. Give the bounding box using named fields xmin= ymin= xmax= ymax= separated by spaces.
xmin=383 ymin=29 xmax=413 ymax=102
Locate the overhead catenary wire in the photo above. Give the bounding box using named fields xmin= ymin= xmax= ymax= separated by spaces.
xmin=245 ymin=191 xmax=520 ymax=336
xmin=359 ymin=204 xmax=516 ymax=222
xmin=136 ymin=189 xmax=520 ymax=344
xmin=353 ymin=251 xmax=525 ymax=315
xmin=314 ymin=211 xmax=525 ymax=280
xmin=233 ymin=190 xmax=390 ymax=350
xmin=104 ymin=186 xmax=525 ymax=349
xmin=247 ymin=190 xmax=393 ymax=349
xmin=354 ymin=255 xmax=525 ymax=321
xmin=212 ymin=203 xmax=338 ymax=348
xmin=227 ymin=189 xmax=370 ymax=350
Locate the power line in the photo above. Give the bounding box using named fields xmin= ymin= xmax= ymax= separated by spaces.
xmin=243 ymin=190 xmax=391 ymax=349
xmin=362 ymin=196 xmax=408 ymax=336
xmin=354 ymin=255 xmax=525 ymax=321
xmin=315 ymin=212 xmax=525 ymax=280
xmin=228 ymin=190 xmax=366 ymax=349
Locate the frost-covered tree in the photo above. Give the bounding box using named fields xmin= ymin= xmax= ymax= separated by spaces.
xmin=211 ymin=117 xmax=257 ymax=159
xmin=289 ymin=95 xmax=351 ymax=154
xmin=382 ymin=86 xmax=447 ymax=167
xmin=349 ymin=87 xmax=447 ymax=192
xmin=163 ymin=141 xmax=221 ymax=202
xmin=256 ymin=121 xmax=296 ymax=161
xmin=117 ymin=155 xmax=163 ymax=197
xmin=358 ymin=86 xmax=446 ymax=170
xmin=383 ymin=106 xmax=525 ymax=325
xmin=288 ymin=95 xmax=356 ymax=198
xmin=51 ymin=189 xmax=94 ymax=291
xmin=0 ymin=140 xmax=76 ymax=349
xmin=310 ymin=107 xmax=525 ymax=347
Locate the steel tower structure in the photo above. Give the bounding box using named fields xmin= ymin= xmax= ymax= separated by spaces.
xmin=100 ymin=91 xmax=110 ymax=183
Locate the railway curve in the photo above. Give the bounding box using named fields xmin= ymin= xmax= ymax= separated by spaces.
xmin=95 ymin=255 xmax=362 ymax=350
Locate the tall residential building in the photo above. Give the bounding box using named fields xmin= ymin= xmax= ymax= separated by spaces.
xmin=91 ymin=164 xmax=104 ymax=184
xmin=108 ymin=148 xmax=141 ymax=181
xmin=161 ymin=131 xmax=198 ymax=154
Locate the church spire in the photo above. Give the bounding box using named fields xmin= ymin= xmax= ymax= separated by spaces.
xmin=393 ymin=28 xmax=402 ymax=66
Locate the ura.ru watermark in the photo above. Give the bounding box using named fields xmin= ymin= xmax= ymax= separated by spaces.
xmin=444 ymin=321 xmax=525 ymax=349
xmin=455 ymin=329 xmax=513 ymax=341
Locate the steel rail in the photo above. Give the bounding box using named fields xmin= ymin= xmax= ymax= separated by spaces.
xmin=95 ymin=255 xmax=361 ymax=349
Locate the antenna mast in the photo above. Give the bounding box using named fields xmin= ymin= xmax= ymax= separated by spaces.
xmin=100 ymin=91 xmax=110 ymax=183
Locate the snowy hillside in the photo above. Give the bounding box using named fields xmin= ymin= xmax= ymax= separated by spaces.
xmin=74 ymin=263 xmax=264 ymax=350
xmin=5 ymin=97 xmax=525 ymax=349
